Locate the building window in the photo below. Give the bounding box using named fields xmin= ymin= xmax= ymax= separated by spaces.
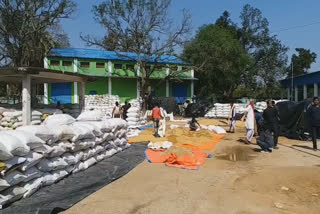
xmin=80 ymin=62 xmax=90 ymax=68
xmin=96 ymin=62 xmax=105 ymax=68
xmin=114 ymin=64 xmax=122 ymax=69
xmin=126 ymin=64 xmax=134 ymax=70
xmin=50 ymin=60 xmax=60 ymax=66
xmin=62 ymin=61 xmax=72 ymax=67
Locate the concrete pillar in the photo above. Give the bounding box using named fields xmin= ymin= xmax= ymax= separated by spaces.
xmin=79 ymin=82 xmax=85 ymax=112
xmin=22 ymin=75 xmax=31 ymax=126
xmin=108 ymin=61 xmax=112 ymax=96
xmin=303 ymin=84 xmax=307 ymax=100
xmin=166 ymin=67 xmax=170 ymax=97
xmin=73 ymin=59 xmax=78 ymax=73
xmin=287 ymin=88 xmax=290 ymax=100
xmin=74 ymin=82 xmax=79 ymax=104
xmin=43 ymin=57 xmax=49 ymax=104
xmin=43 ymin=83 xmax=49 ymax=105
xmin=314 ymin=83 xmax=318 ymax=97
xmin=295 ymin=87 xmax=299 ymax=102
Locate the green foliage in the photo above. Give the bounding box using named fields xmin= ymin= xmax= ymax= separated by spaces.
xmin=288 ymin=48 xmax=317 ymax=76
xmin=184 ymin=4 xmax=288 ymax=101
xmin=0 ymin=0 xmax=75 ymax=67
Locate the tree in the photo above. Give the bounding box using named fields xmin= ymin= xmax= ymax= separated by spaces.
xmin=289 ymin=48 xmax=317 ymax=76
xmin=183 ymin=25 xmax=252 ymax=101
xmin=239 ymin=4 xmax=288 ymax=96
xmin=82 ymin=0 xmax=192 ymax=108
xmin=0 ymin=0 xmax=76 ymax=67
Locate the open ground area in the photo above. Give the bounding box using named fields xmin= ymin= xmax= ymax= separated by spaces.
xmin=64 ymin=119 xmax=320 ymax=214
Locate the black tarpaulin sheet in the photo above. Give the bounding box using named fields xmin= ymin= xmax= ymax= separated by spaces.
xmin=0 ymin=143 xmax=147 ymax=214
xmin=278 ymin=99 xmax=312 ymax=140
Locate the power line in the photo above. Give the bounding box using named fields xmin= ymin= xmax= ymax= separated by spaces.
xmin=271 ymin=20 xmax=320 ymax=33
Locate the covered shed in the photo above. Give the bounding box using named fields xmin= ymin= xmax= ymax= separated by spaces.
xmin=0 ymin=67 xmax=93 ymax=125
xmin=280 ymin=71 xmax=320 ymax=101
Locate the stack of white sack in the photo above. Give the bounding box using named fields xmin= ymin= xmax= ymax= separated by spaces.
xmin=205 ymin=103 xmax=247 ymax=118
xmin=0 ymin=110 xmax=43 ymax=129
xmin=36 ymin=108 xmax=63 ymax=116
xmin=62 ymin=104 xmax=81 ymax=118
xmin=85 ymin=94 xmax=120 ymax=117
xmin=126 ymin=107 xmax=140 ymax=128
xmin=0 ymin=113 xmax=130 ymax=209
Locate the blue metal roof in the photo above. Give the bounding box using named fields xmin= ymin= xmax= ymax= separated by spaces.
xmin=49 ymin=48 xmax=189 ymax=65
xmin=280 ymin=71 xmax=320 ymax=88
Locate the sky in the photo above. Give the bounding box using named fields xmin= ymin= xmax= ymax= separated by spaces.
xmin=61 ymin=0 xmax=320 ymax=71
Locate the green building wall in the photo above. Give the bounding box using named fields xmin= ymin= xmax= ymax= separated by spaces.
xmin=112 ymin=78 xmax=137 ymax=102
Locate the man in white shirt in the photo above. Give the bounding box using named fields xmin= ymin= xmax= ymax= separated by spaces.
xmin=241 ymin=99 xmax=255 ymax=144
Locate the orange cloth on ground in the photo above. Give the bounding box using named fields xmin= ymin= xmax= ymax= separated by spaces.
xmin=145 ymin=148 xmax=210 ymax=170
xmin=177 ymin=134 xmax=225 ymax=151
xmin=152 ymin=107 xmax=161 ymax=119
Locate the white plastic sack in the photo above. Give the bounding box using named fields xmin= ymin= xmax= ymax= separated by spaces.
xmin=0 ymin=186 xmax=26 ymax=208
xmin=127 ymin=112 xmax=139 ymax=118
xmin=32 ymin=144 xmax=53 ymax=155
xmin=4 ymin=157 xmax=26 ymax=170
xmin=95 ymin=145 xmax=104 ymax=154
xmin=102 ymin=132 xmax=115 ymax=141
xmin=36 ymin=157 xmax=68 ymax=172
xmin=69 ymin=124 xmax=95 ymax=142
xmin=50 ymin=169 xmax=69 ymax=182
xmin=82 ymin=148 xmax=96 ymax=161
xmin=42 ymin=173 xmax=55 ymax=186
xmin=0 ymin=132 xmax=29 ymax=158
xmin=126 ymin=117 xmax=139 ymax=122
xmin=6 ymin=130 xmax=45 ymax=149
xmin=21 ymin=152 xmax=43 ymax=171
xmin=24 ymin=167 xmax=43 ymax=183
xmin=127 ymin=107 xmax=139 ymax=113
xmin=207 ymin=125 xmax=227 ymax=134
xmin=43 ymin=114 xmax=75 ymax=127
xmin=77 ymin=110 xmax=105 ymax=121
xmin=62 ymin=152 xmax=83 ymax=165
xmin=73 ymin=122 xmax=102 ymax=137
xmin=71 ymin=139 xmax=96 ymax=152
xmin=17 ymin=125 xmax=59 ymax=144
xmin=22 ymin=177 xmax=43 ymax=198
xmin=0 ymin=171 xmax=26 ymax=190
xmin=49 ymin=141 xmax=73 ymax=158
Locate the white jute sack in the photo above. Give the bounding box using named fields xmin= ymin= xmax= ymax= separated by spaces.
xmin=24 ymin=167 xmax=43 ymax=183
xmin=22 ymin=177 xmax=43 ymax=198
xmin=127 ymin=107 xmax=139 ymax=113
xmin=62 ymin=152 xmax=83 ymax=165
xmin=32 ymin=144 xmax=53 ymax=155
xmin=0 ymin=186 xmax=27 ymax=208
xmin=49 ymin=141 xmax=73 ymax=158
xmin=102 ymin=132 xmax=115 ymax=142
xmin=4 ymin=157 xmax=26 ymax=170
xmin=0 ymin=132 xmax=30 ymax=158
xmin=0 ymin=171 xmax=27 ymax=191
xmin=52 ymin=125 xmax=76 ymax=141
xmin=72 ymin=162 xmax=85 ymax=173
xmin=127 ymin=112 xmax=139 ymax=118
xmin=77 ymin=110 xmax=105 ymax=121
xmin=94 ymin=145 xmax=104 ymax=154
xmin=12 ymin=122 xmax=23 ymax=129
xmin=21 ymin=152 xmax=43 ymax=171
xmin=126 ymin=117 xmax=139 ymax=122
xmin=51 ymin=169 xmax=69 ymax=183
xmin=36 ymin=157 xmax=68 ymax=172
xmin=73 ymin=122 xmax=103 ymax=137
xmin=43 ymin=114 xmax=75 ymax=127
xmin=42 ymin=173 xmax=55 ymax=186
xmin=71 ymin=139 xmax=95 ymax=152
xmin=88 ymin=121 xmax=112 ymax=133
xmin=69 ymin=124 xmax=95 ymax=142
xmin=17 ymin=125 xmax=59 ymax=144
xmin=6 ymin=130 xmax=45 ymax=149
xmin=2 ymin=111 xmax=22 ymax=118
xmin=82 ymin=148 xmax=97 ymax=161
xmin=83 ymin=157 xmax=97 ymax=168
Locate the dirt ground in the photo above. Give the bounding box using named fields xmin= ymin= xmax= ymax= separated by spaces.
xmin=64 ymin=119 xmax=320 ymax=214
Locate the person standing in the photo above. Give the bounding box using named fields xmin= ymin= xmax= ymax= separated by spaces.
xmin=241 ymin=99 xmax=255 ymax=144
xmin=122 ymin=101 xmax=131 ymax=120
xmin=263 ymin=100 xmax=279 ymax=149
xmin=228 ymin=102 xmax=236 ymax=133
xmin=112 ymin=102 xmax=121 ymax=118
xmin=307 ymin=97 xmax=320 ymax=151
xmin=152 ymin=103 xmax=162 ymax=137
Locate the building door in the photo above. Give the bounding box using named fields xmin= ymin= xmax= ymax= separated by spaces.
xmin=173 ymin=85 xmax=188 ymax=104
xmin=51 ymin=83 xmax=72 ymax=104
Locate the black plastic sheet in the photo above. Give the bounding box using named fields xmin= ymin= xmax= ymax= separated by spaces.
xmin=0 ymin=143 xmax=147 ymax=214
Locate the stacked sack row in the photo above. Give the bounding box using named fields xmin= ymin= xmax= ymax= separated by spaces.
xmin=85 ymin=95 xmax=120 ymax=117
xmin=254 ymin=100 xmax=287 ymax=112
xmin=0 ymin=111 xmax=129 ymax=209
xmin=205 ymin=103 xmax=247 ymax=118
xmin=0 ymin=110 xmax=42 ymax=130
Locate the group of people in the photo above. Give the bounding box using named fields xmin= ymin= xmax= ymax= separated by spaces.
xmin=112 ymin=101 xmax=131 ymax=119
xmin=229 ymin=97 xmax=320 ymax=152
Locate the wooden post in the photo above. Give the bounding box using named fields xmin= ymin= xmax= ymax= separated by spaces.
xmin=79 ymin=81 xmax=85 ymax=112
xmin=22 ymin=74 xmax=31 ymax=126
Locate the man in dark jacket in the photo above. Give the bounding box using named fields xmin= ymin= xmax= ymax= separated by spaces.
xmin=307 ymin=97 xmax=320 ymax=151
xmin=257 ymin=128 xmax=274 ymax=153
xmin=263 ymin=100 xmax=280 ymax=149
